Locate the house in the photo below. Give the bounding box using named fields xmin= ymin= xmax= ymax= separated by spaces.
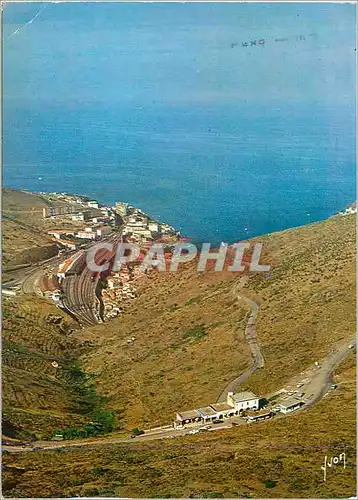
xmin=87 ymin=200 xmax=99 ymax=209
xmin=210 ymin=403 xmax=238 ymax=419
xmin=48 ymin=230 xmax=64 ymax=240
xmin=115 ymin=202 xmax=129 ymax=217
xmin=48 ymin=230 xmax=75 ymax=240
xmin=72 ymin=212 xmax=89 ymax=222
xmin=174 ymin=390 xmax=261 ymax=429
xmin=227 ymin=391 xmax=260 ymax=412
xmin=101 ymin=207 xmax=113 ymax=217
xmin=277 ymin=397 xmax=303 ymax=414
xmin=76 ymin=231 xmax=97 ymax=240
xmin=174 ymin=409 xmax=202 ymax=427
xmin=57 ymin=258 xmax=75 ymax=278
xmin=148 ymin=222 xmax=160 ymax=233
xmin=175 ymin=403 xmax=240 ymax=428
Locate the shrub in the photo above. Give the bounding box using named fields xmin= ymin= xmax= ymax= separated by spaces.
xmin=131 ymin=427 xmax=145 ymax=436
xmin=263 ymin=480 xmax=277 ymax=488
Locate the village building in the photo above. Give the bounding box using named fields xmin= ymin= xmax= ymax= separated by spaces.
xmin=174 ymin=391 xmax=260 ymax=428
xmin=210 ymin=403 xmax=238 ymax=419
xmin=227 ymin=391 xmax=260 ymax=412
xmin=58 ymin=239 xmax=80 ymax=250
xmin=277 ymin=397 xmax=304 ymax=414
xmin=115 ymin=201 xmax=129 ymax=217
xmin=87 ymin=200 xmax=99 ymax=209
xmin=246 ymin=409 xmax=272 ymax=423
xmin=76 ymin=231 xmax=97 ymax=240
xmin=72 ymin=212 xmax=89 ymax=222
xmin=148 ymin=222 xmax=160 ymax=233
xmin=48 ymin=229 xmax=75 ymax=240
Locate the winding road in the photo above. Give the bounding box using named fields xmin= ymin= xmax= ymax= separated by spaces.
xmin=2 ymin=275 xmax=356 ymax=453
xmin=217 ymin=286 xmax=264 ymax=402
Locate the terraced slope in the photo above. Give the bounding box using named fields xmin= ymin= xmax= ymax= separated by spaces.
xmin=2 ymin=296 xmax=92 ymax=438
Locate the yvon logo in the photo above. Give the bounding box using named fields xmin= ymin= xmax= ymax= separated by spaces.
xmin=321 ymin=453 xmax=346 ymax=482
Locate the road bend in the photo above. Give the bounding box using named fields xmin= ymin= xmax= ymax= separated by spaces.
xmin=217 ymin=287 xmax=264 ymax=403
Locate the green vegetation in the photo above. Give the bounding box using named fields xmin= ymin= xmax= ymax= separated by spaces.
xmin=131 ymin=428 xmax=145 ymax=436
xmin=2 ymin=189 xmax=356 ymax=498
xmin=2 ymin=296 xmax=117 ymax=439
xmin=263 ymin=480 xmax=277 ymax=488
xmin=50 ymin=409 xmax=116 ymax=440
xmin=182 ymin=324 xmax=206 ymax=341
xmin=2 ymin=354 xmax=356 ymax=498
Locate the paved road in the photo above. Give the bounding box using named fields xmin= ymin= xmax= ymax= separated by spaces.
xmin=3 ymin=339 xmax=354 ymax=455
xmin=301 ymin=338 xmax=356 ymax=409
xmin=217 ymin=290 xmax=264 ymax=402
xmin=3 ymin=264 xmax=355 ymax=454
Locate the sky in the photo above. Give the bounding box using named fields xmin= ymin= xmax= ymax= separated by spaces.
xmin=3 ymin=2 xmax=356 ymax=110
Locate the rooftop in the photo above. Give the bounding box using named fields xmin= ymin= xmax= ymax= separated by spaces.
xmin=210 ymin=403 xmax=233 ymax=412
xmin=177 ymin=409 xmax=201 ymax=420
xmin=278 ymin=397 xmax=303 ymax=408
xmin=197 ymin=406 xmax=217 ymax=417
xmin=230 ymin=391 xmax=258 ymax=402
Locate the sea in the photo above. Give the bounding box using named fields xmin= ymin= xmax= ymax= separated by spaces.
xmin=3 ymin=3 xmax=356 ymax=246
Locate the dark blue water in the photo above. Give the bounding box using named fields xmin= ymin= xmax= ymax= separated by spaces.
xmin=3 ymin=3 xmax=356 ymax=245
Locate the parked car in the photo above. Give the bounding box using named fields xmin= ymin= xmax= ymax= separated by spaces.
xmin=212 ymin=419 xmax=223 ymax=424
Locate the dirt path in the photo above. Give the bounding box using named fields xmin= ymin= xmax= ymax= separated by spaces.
xmin=216 ymin=283 xmax=264 ymax=402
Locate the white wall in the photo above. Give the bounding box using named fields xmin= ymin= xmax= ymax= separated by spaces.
xmin=234 ymin=398 xmax=259 ymax=411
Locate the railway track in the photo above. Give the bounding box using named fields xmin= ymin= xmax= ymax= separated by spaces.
xmin=60 ymin=233 xmax=123 ymax=326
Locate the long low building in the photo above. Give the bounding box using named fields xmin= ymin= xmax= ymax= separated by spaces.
xmin=277 ymin=397 xmax=304 ymax=414
xmin=174 ymin=391 xmax=260 ymax=428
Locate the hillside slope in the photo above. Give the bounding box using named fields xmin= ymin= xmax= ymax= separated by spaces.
xmin=79 ymin=213 xmax=355 ymax=429
xmin=2 ymin=189 xmax=58 ymax=268
xmin=3 ymin=352 xmax=355 ymax=498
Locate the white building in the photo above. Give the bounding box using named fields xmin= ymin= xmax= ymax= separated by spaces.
xmin=148 ymin=222 xmax=160 ymax=233
xmin=72 ymin=212 xmax=88 ymax=222
xmin=76 ymin=231 xmax=97 ymax=240
xmin=174 ymin=391 xmax=261 ymax=428
xmin=87 ymin=200 xmax=99 ymax=209
xmin=115 ymin=201 xmax=129 ymax=217
xmin=277 ymin=397 xmax=303 ymax=414
xmin=48 ymin=231 xmax=64 ymax=240
xmin=227 ymin=391 xmax=260 ymax=412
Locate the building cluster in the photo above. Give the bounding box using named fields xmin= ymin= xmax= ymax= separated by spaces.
xmin=340 ymin=202 xmax=357 ymax=216
xmin=174 ymin=389 xmax=305 ymax=428
xmin=42 ymin=192 xmax=116 ymax=224
xmin=174 ymin=391 xmax=261 ymax=428
xmin=101 ymin=264 xmax=144 ymax=320
xmin=41 ymin=192 xmax=179 ymax=249
xmin=116 ymin=202 xmax=177 ymax=243
xmin=48 ymin=222 xmax=113 ymax=250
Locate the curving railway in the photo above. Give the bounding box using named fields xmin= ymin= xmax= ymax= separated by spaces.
xmin=59 ymin=233 xmax=123 ymax=327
